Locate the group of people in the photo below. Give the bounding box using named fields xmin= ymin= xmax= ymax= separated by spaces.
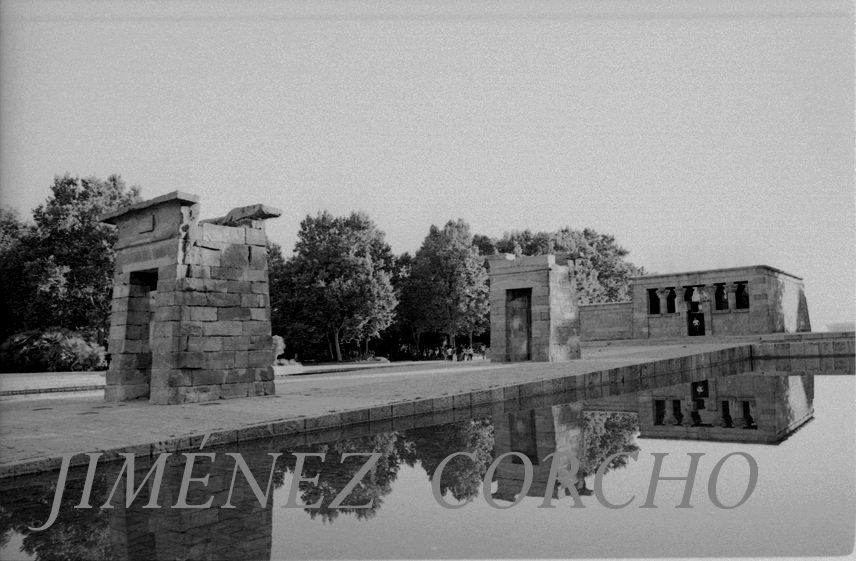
xmin=407 ymin=344 xmax=487 ymax=361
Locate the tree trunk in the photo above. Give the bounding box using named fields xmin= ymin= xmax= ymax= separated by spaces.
xmin=333 ymin=329 xmax=343 ymax=362
xmin=327 ymin=333 xmax=334 ymax=361
xmin=412 ymin=328 xmax=421 ymax=353
xmin=364 ymin=337 xmax=369 ymax=357
xmin=469 ymin=331 xmax=473 ymax=347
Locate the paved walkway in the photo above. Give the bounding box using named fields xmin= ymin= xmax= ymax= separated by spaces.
xmin=0 ymin=361 xmax=439 ymax=396
xmin=0 ymin=333 xmax=798 ymax=395
xmin=0 ymin=342 xmax=748 ymax=478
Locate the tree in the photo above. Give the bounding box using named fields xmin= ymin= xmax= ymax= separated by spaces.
xmin=472 ymin=234 xmax=497 ymax=256
xmin=0 ymin=175 xmax=141 ymax=344
xmin=0 ymin=207 xmax=24 ymax=254
xmin=402 ymin=220 xmax=489 ymax=349
xmin=276 ymin=433 xmax=410 ymax=523
xmin=581 ymin=411 xmax=641 ymax=477
xmin=493 ymin=227 xmax=645 ymax=304
xmin=406 ymin=419 xmax=495 ymax=502
xmin=268 ymin=241 xmax=302 ymax=356
xmin=271 ymin=211 xmax=398 ymax=362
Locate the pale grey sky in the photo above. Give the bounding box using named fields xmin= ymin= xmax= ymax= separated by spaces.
xmin=1 ymin=1 xmax=853 ymax=329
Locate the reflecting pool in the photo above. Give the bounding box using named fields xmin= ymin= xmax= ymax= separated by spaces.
xmin=0 ymin=374 xmax=853 ymax=559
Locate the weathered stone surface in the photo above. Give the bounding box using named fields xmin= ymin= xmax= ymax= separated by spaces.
xmin=243 ymin=322 xmax=269 ymax=336
xmin=222 ymin=336 xmax=251 ymax=350
xmin=192 ymin=369 xmax=227 ymax=386
xmin=220 ymin=383 xmax=250 ymax=399
xmin=225 ymin=368 xmax=255 ymax=384
xmin=207 ymin=293 xmax=241 ymax=307
xmin=220 ymin=244 xmax=250 ymax=269
xmin=248 ymin=350 xmax=272 ymax=368
xmin=198 ymin=222 xmax=246 ymax=244
xmin=219 ymin=307 xmax=251 ymax=321
xmin=249 ymin=246 xmax=267 ymax=269
xmin=487 ymin=253 xmax=580 ymax=363
xmin=245 ymin=227 xmax=267 ymax=246
xmin=190 ymin=307 xmax=218 ymax=321
xmin=101 ymin=192 xmax=279 ymax=405
xmin=202 ymin=204 xmax=282 ymax=227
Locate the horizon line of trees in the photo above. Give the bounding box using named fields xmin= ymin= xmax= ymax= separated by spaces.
xmin=0 ymin=174 xmax=646 ymax=367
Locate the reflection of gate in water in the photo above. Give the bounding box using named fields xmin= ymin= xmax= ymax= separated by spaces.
xmin=506 ymin=288 xmax=532 ymax=361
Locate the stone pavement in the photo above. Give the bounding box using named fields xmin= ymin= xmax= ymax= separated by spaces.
xmin=0 ymin=335 xmax=852 ymax=480
xmin=0 ymin=360 xmax=428 ymax=396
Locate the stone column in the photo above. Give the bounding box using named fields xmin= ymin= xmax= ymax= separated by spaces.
xmin=728 ymin=399 xmax=745 ymax=428
xmin=726 ymin=284 xmax=739 ymax=311
xmin=680 ymin=400 xmax=694 ymax=426
xmin=662 ymin=400 xmax=676 ymax=426
xmin=679 ymin=287 xmax=692 ymax=314
xmin=657 ymin=288 xmax=671 ymax=314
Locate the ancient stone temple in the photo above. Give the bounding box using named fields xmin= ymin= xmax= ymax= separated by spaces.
xmin=486 ymin=254 xmax=581 ymax=362
xmin=100 ymin=191 xmax=281 ymax=404
xmin=579 ymin=265 xmax=811 ymax=341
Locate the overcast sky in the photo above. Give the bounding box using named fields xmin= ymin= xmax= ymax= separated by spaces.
xmin=1 ymin=0 xmax=853 ymax=330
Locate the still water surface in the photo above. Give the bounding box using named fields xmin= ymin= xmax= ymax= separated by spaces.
xmin=0 ymin=374 xmax=853 ymax=559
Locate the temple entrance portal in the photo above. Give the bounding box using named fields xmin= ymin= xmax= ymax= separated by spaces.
xmin=506 ymin=288 xmax=532 ymax=361
xmin=688 ymin=304 xmax=705 ymax=336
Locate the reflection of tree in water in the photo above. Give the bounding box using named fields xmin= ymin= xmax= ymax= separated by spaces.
xmin=0 ymin=418 xmax=498 ymax=558
xmin=403 ymin=419 xmax=494 ymax=503
xmin=580 ymin=412 xmax=640 ymax=477
xmin=278 ymin=419 xmax=495 ymax=520
xmin=278 ymin=432 xmax=414 ymax=523
xmin=0 ymin=473 xmax=114 ymax=561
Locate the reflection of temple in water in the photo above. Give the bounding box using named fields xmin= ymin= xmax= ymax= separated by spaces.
xmin=490 ymin=374 xmax=814 ymax=503
xmin=106 ymin=454 xmax=274 ymax=561
xmin=491 ymin=402 xmax=600 ymax=503
xmin=639 ymin=375 xmax=814 ymax=444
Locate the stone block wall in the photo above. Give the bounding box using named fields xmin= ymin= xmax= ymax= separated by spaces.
xmin=767 ymin=271 xmax=811 ymax=333
xmin=487 ymin=254 xmax=581 ymax=363
xmin=579 ymin=301 xmax=633 ymax=341
xmin=102 ymin=192 xmax=280 ymax=404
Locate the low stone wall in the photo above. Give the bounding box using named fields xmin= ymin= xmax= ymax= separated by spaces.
xmin=579 ymin=301 xmax=633 ymax=341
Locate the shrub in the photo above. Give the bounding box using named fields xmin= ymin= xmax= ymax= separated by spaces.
xmin=0 ymin=329 xmax=107 ymax=373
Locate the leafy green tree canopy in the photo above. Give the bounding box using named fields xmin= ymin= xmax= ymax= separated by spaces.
xmin=401 ymin=219 xmax=489 ymax=348
xmin=0 ymin=174 xmax=141 ymax=343
xmin=270 ymin=211 xmax=398 ymax=362
xmin=492 ymin=227 xmax=646 ymax=304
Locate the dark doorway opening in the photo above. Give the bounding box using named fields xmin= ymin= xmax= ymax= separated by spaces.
xmin=647 ymin=289 xmax=660 ymax=314
xmin=672 ymin=400 xmax=684 ymax=425
xmin=509 ymin=410 xmax=539 ymax=465
xmin=735 ymin=282 xmax=750 ymax=309
xmin=506 ymin=288 xmax=532 ymax=361
xmin=654 ymin=400 xmax=666 ymax=425
xmin=688 ymin=310 xmax=705 ymax=336
xmin=714 ymin=285 xmax=728 ymax=310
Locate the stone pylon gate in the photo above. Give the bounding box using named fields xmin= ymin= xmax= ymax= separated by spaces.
xmin=100 ymin=191 xmax=281 ymax=404
xmin=486 ymin=253 xmax=581 ymax=363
